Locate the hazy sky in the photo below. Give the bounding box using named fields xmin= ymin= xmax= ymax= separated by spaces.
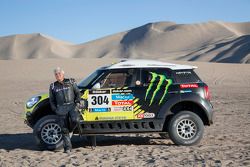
xmin=1 ymin=0 xmax=249 ymax=43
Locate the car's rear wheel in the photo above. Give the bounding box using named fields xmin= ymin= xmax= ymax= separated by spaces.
xmin=33 ymin=115 xmax=63 ymax=150
xmin=168 ymin=111 xmax=204 ymax=146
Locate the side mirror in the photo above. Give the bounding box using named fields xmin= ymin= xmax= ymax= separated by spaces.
xmin=92 ymin=82 xmax=101 ymax=89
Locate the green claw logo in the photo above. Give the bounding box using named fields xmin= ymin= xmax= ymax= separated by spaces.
xmin=145 ymin=72 xmax=172 ymax=106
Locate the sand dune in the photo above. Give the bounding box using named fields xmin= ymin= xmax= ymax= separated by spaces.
xmin=0 ymin=21 xmax=250 ymax=63
xmin=0 ymin=33 xmax=74 ymax=59
xmin=0 ymin=58 xmax=249 ymax=166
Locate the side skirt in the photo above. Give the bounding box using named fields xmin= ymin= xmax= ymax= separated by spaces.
xmin=78 ymin=119 xmax=165 ymax=135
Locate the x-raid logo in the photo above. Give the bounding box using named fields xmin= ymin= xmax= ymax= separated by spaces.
xmin=145 ymin=72 xmax=172 ymax=106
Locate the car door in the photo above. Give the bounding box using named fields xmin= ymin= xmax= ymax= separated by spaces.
xmin=84 ymin=68 xmax=139 ymax=121
xmin=131 ymin=68 xmax=174 ymax=119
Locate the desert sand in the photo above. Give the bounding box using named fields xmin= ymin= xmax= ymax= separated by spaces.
xmin=0 ymin=58 xmax=249 ymax=166
xmin=0 ymin=21 xmax=250 ymax=63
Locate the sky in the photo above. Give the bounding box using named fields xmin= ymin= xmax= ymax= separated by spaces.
xmin=0 ymin=0 xmax=249 ymax=44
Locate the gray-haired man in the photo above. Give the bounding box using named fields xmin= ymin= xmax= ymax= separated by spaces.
xmin=49 ymin=67 xmax=81 ymax=153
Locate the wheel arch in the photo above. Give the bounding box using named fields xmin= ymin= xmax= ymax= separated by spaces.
xmin=29 ymin=99 xmax=55 ymax=127
xmin=168 ymin=101 xmax=210 ymax=126
xmin=161 ymin=100 xmax=210 ymax=132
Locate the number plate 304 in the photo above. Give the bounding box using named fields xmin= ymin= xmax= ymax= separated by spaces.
xmin=88 ymin=94 xmax=111 ymax=108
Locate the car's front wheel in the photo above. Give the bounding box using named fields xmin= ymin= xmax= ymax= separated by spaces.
xmin=33 ymin=115 xmax=63 ymax=150
xmin=168 ymin=111 xmax=204 ymax=146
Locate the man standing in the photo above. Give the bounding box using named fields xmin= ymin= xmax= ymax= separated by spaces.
xmin=49 ymin=67 xmax=81 ymax=153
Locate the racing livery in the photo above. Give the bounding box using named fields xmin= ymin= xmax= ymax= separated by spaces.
xmin=24 ymin=59 xmax=213 ymax=150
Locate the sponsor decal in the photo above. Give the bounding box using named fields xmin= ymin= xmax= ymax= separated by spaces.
xmin=112 ymin=106 xmax=133 ymax=112
xmin=112 ymin=89 xmax=132 ymax=93
xmin=145 ymin=72 xmax=172 ymax=106
xmin=96 ymin=116 xmax=128 ymax=120
xmin=112 ymin=94 xmax=134 ymax=100
xmin=90 ymin=108 xmax=111 ymax=112
xmin=180 ymin=90 xmax=192 ymax=93
xmin=180 ymin=84 xmax=198 ymax=89
xmin=112 ymin=106 xmax=124 ymax=112
xmin=176 ymin=71 xmax=192 ymax=75
xmin=54 ymin=86 xmax=71 ymax=92
xmin=122 ymin=106 xmax=133 ymax=111
xmin=137 ymin=112 xmax=155 ymax=118
xmin=89 ymin=90 xmax=110 ymax=94
xmin=88 ymin=89 xmax=134 ymax=112
xmin=112 ymin=100 xmax=133 ymax=106
xmin=137 ymin=113 xmax=144 ymax=118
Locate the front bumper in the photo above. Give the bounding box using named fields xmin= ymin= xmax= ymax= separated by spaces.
xmin=24 ymin=111 xmax=33 ymax=127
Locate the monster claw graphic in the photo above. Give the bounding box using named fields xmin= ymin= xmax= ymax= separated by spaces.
xmin=159 ymin=79 xmax=172 ymax=105
xmin=145 ymin=72 xmax=157 ymax=100
xmin=145 ymin=72 xmax=172 ymax=106
xmin=150 ymin=74 xmax=166 ymax=105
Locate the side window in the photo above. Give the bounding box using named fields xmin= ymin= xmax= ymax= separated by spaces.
xmin=174 ymin=70 xmax=201 ymax=83
xmin=99 ymin=69 xmax=135 ymax=88
xmin=140 ymin=68 xmax=172 ymax=87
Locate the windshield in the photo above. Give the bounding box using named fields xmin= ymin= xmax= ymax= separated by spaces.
xmin=78 ymin=69 xmax=103 ymax=88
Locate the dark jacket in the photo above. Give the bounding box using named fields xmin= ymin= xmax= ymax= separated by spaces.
xmin=49 ymin=78 xmax=81 ymax=114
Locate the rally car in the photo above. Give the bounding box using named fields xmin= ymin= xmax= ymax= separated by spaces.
xmin=24 ymin=59 xmax=213 ymax=150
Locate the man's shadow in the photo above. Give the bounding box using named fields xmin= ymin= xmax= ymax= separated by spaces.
xmin=0 ymin=133 xmax=171 ymax=151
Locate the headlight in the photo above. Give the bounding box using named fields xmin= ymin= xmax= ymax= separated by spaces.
xmin=26 ymin=96 xmax=41 ymax=109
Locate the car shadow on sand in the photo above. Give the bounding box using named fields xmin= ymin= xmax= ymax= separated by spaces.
xmin=0 ymin=133 xmax=38 ymax=151
xmin=0 ymin=133 xmax=171 ymax=151
xmin=72 ymin=135 xmax=172 ymax=149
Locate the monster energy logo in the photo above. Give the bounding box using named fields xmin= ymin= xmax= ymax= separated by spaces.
xmin=145 ymin=72 xmax=172 ymax=106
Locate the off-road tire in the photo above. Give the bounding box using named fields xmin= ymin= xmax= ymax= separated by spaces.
xmin=168 ymin=111 xmax=204 ymax=146
xmin=33 ymin=115 xmax=63 ymax=150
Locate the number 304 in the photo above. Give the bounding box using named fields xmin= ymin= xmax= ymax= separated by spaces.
xmin=91 ymin=96 xmax=109 ymax=105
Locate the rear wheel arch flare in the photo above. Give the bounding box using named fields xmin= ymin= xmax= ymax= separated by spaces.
xmin=167 ymin=101 xmax=209 ymax=125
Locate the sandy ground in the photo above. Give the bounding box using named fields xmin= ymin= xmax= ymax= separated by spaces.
xmin=0 ymin=58 xmax=249 ymax=167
